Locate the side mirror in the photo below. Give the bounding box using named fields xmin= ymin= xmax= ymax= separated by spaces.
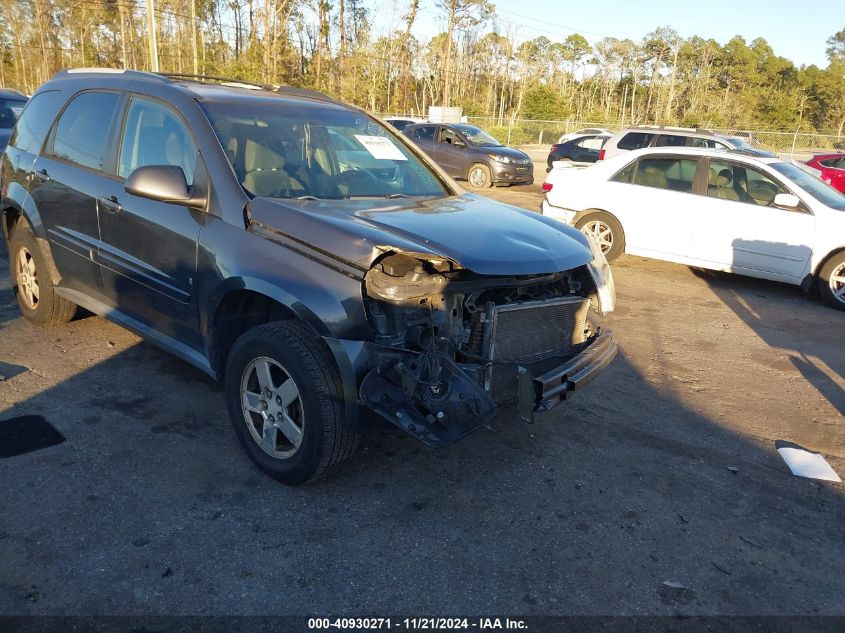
xmin=125 ymin=165 xmax=203 ymax=207
xmin=773 ymin=193 xmax=801 ymax=210
xmin=453 ymin=139 xmax=466 ymax=148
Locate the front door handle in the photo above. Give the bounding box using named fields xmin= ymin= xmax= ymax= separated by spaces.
xmin=99 ymin=195 xmax=122 ymax=213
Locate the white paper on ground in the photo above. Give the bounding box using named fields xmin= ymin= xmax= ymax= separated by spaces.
xmin=777 ymin=447 xmax=841 ymax=482
xmin=354 ymin=135 xmax=407 ymax=161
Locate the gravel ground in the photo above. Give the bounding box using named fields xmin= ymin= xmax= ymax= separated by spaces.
xmin=1 ymin=180 xmax=843 ymax=617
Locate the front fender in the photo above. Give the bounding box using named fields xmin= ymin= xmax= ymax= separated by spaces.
xmin=206 ymin=275 xmax=333 ymax=339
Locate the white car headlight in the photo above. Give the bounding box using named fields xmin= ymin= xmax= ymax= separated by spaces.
xmin=490 ymin=154 xmax=512 ymax=164
xmin=584 ymin=234 xmax=616 ymax=315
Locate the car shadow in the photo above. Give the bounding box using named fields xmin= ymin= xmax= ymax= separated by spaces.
xmin=1 ymin=298 xmax=844 ymax=614
xmin=691 ymin=243 xmax=844 ymax=421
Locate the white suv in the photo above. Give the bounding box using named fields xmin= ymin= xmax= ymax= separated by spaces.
xmin=541 ymin=147 xmax=845 ymax=310
xmin=598 ymin=125 xmax=775 ymax=161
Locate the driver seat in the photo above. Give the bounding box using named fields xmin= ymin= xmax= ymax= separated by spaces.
xmin=242 ymin=141 xmax=305 ymax=197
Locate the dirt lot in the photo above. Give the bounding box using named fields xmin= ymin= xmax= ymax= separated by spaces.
xmin=1 ymin=179 xmax=844 ymax=617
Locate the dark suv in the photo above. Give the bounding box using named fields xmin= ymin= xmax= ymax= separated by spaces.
xmin=1 ymin=69 xmax=616 ymax=484
xmin=403 ymin=123 xmax=534 ymax=188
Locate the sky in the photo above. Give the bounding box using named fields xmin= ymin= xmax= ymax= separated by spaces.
xmin=367 ymin=0 xmax=842 ymax=69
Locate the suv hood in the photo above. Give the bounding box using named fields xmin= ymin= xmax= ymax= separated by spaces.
xmin=248 ymin=194 xmax=593 ymax=276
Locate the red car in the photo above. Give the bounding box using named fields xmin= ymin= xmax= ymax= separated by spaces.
xmin=806 ymin=153 xmax=845 ymax=193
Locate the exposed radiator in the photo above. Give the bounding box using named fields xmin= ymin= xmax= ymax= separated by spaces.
xmin=484 ymin=297 xmax=591 ymax=402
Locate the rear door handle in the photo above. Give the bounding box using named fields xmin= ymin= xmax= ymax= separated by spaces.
xmin=99 ymin=195 xmax=122 ymax=213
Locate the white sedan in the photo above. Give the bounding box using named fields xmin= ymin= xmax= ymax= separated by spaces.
xmin=541 ymin=147 xmax=845 ymax=310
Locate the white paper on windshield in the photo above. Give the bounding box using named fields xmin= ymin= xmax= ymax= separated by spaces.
xmin=354 ymin=135 xmax=407 ymax=161
xmin=777 ymin=447 xmax=841 ymax=482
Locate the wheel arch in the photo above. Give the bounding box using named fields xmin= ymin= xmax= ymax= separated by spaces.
xmin=813 ymin=246 xmax=845 ymax=280
xmin=205 ymin=276 xmax=349 ymax=380
xmin=2 ymin=196 xmax=62 ymax=285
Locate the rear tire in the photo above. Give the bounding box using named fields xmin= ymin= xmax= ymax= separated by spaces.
xmin=467 ymin=163 xmax=492 ymax=189
xmin=8 ymin=223 xmax=77 ymax=325
xmin=224 ymin=321 xmax=359 ymax=484
xmin=574 ymin=211 xmax=625 ymax=262
xmin=818 ymin=252 xmax=845 ymax=311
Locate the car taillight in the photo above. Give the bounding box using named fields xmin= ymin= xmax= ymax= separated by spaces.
xmin=541 ymin=182 xmax=553 ymax=192
xmin=598 ymin=149 xmax=606 ymax=161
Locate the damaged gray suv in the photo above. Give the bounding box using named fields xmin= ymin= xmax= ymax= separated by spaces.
xmin=1 ymin=69 xmax=617 ymax=484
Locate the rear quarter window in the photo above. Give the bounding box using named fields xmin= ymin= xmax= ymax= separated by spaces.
xmin=8 ymin=90 xmax=65 ymax=154
xmin=617 ymin=132 xmax=656 ymax=151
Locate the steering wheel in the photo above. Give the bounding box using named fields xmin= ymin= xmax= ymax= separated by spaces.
xmin=332 ymin=168 xmax=383 ymax=196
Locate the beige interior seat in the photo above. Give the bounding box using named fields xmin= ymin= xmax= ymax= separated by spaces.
xmin=709 ymin=168 xmax=740 ymax=201
xmin=242 ymin=140 xmax=304 ymax=197
xmin=638 ymin=165 xmax=668 ymax=189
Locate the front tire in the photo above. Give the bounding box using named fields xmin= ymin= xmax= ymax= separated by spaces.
xmin=224 ymin=321 xmax=359 ymax=484
xmin=574 ymin=212 xmax=625 ymax=262
xmin=467 ymin=163 xmax=493 ymax=189
xmin=819 ymin=252 xmax=845 ymax=311
xmin=8 ymin=223 xmax=77 ymax=325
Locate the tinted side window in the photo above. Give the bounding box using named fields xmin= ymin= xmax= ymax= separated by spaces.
xmin=655 ymin=134 xmax=687 ymax=147
xmin=118 ymin=98 xmax=197 ymax=185
xmin=707 ymin=160 xmax=786 ymax=206
xmin=9 ymin=91 xmax=65 ymax=154
xmin=52 ymin=92 xmax=121 ymax=171
xmin=611 ymin=162 xmax=635 ymax=183
xmin=688 ymin=137 xmax=721 ymax=149
xmin=617 ymin=132 xmax=656 ymax=150
xmin=412 ymin=126 xmax=435 ymax=141
xmin=632 ymin=158 xmax=698 ymax=192
xmin=819 ymin=158 xmax=845 ymax=169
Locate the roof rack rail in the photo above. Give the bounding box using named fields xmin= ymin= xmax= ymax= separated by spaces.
xmin=634 ymin=124 xmax=714 ymax=134
xmin=156 ymin=73 xmax=268 ymax=90
xmin=272 ymin=85 xmax=337 ymax=102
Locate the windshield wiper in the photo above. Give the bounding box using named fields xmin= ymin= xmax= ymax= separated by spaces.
xmin=385 ymin=193 xmax=409 ymax=199
xmin=295 ymin=195 xmax=322 ymax=200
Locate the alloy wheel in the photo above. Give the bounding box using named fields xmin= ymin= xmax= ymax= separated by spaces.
xmin=240 ymin=357 xmax=304 ymax=459
xmin=581 ymin=220 xmax=614 ymax=254
xmin=15 ymin=246 xmax=39 ymax=310
xmin=830 ymin=262 xmax=845 ymax=304
xmin=469 ymin=167 xmax=487 ymax=188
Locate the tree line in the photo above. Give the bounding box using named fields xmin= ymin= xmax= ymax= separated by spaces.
xmin=1 ymin=0 xmax=844 ymax=135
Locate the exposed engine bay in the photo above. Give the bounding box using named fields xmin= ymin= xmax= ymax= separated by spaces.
xmin=359 ymin=251 xmax=612 ymax=446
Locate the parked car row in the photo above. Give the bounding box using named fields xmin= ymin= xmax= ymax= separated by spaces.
xmin=542 ymin=146 xmax=845 ymax=311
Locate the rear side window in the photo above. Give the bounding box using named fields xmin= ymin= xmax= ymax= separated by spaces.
xmin=689 ymin=137 xmax=724 ymax=149
xmin=617 ymin=132 xmax=656 ymax=151
xmin=655 ymin=134 xmax=687 ymax=147
xmin=412 ymin=126 xmax=435 ymax=141
xmin=8 ymin=91 xmax=64 ymax=154
xmin=819 ymin=158 xmax=845 ymax=169
xmin=632 ymin=158 xmax=698 ymax=192
xmin=51 ymin=92 xmax=121 ymax=171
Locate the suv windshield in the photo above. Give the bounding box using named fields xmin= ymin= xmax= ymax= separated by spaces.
xmin=453 ymin=125 xmax=502 ymax=147
xmin=772 ymin=162 xmax=845 ymax=211
xmin=0 ymin=97 xmax=26 ymax=129
xmin=201 ymin=100 xmax=447 ymax=200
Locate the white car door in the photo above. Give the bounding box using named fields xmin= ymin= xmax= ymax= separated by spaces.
xmin=608 ymin=155 xmax=706 ymax=258
xmin=687 ymin=159 xmax=815 ymax=280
